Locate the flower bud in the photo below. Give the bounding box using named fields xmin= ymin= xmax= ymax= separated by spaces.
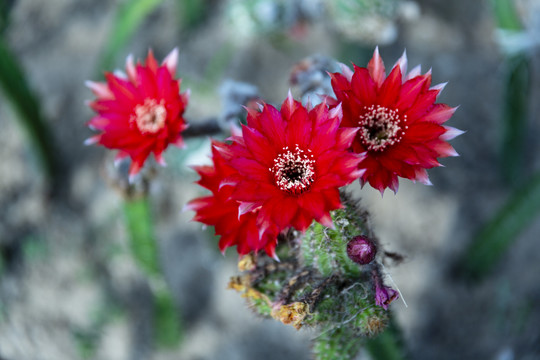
xmin=346 ymin=235 xmax=377 ymax=265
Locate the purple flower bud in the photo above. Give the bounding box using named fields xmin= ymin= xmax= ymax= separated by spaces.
xmin=346 ymin=235 xmax=377 ymax=265
xmin=375 ymin=284 xmax=399 ymax=310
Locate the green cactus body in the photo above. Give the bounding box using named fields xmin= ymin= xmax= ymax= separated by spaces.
xmin=313 ymin=325 xmax=364 ymax=360
xmin=230 ymin=193 xmax=397 ymax=359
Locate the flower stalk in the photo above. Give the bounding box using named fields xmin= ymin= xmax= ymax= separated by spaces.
xmin=123 ymin=193 xmax=183 ymax=348
xmin=123 ymin=196 xmax=160 ymax=277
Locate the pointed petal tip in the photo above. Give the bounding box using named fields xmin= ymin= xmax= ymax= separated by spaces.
xmin=441 ymin=126 xmax=465 ymax=141
xmin=351 ymin=167 xmax=367 ymax=180
xmin=328 ymin=102 xmax=343 ymax=120
xmin=83 ymin=136 xmax=99 ymax=146
xmin=113 ymin=70 xmax=126 ymax=79
xmin=155 ymin=153 xmax=167 ymax=167
xmin=84 ymin=80 xmax=95 ymax=89
xmin=113 ymin=158 xmax=124 ymax=168
xmin=338 ymin=62 xmax=353 ymax=81
xmin=417 ymin=175 xmax=433 ymax=186
xmin=405 ymin=64 xmax=422 ymax=80
xmin=181 ymin=202 xmax=194 ymax=213
xmin=125 ymin=53 xmax=137 ymax=81
xmin=394 ymin=49 xmax=408 ymax=75
xmin=85 ymin=80 xmax=113 ymax=98
xmin=163 ymin=47 xmax=179 ymax=74
xmin=318 ymin=213 xmax=335 ymax=229
xmin=431 ymin=82 xmax=448 ymax=92
xmin=128 ymin=174 xmax=137 ymax=184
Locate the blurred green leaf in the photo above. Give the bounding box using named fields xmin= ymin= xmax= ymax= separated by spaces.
xmin=0 ymin=0 xmax=16 ymax=33
xmin=0 ymin=37 xmax=58 ymax=182
xmin=123 ymin=197 xmax=183 ymax=349
xmin=459 ymin=171 xmax=540 ymax=280
xmin=500 ymin=53 xmax=530 ymax=185
xmin=202 ymin=42 xmax=234 ymax=88
xmin=176 ymin=0 xmax=209 ymax=30
xmin=123 ymin=197 xmax=160 ymax=277
xmin=99 ymin=0 xmax=164 ymax=72
xmin=491 ymin=0 xmax=522 ymax=30
xmin=154 ymin=288 xmax=182 ymax=348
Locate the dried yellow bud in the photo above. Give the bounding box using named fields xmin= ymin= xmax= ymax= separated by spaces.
xmin=238 ymin=254 xmax=256 ymax=272
xmin=271 ymin=302 xmax=309 ymax=330
xmin=227 ymin=275 xmax=250 ymax=292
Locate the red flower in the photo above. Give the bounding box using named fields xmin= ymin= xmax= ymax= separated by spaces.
xmin=85 ymin=49 xmax=189 ymax=180
xmin=329 ymin=48 xmax=462 ymax=194
xmin=219 ymin=93 xmax=363 ymax=237
xmin=186 ymin=141 xmax=280 ymax=257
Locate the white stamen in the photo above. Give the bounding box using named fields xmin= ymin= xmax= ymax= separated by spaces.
xmin=131 ymin=98 xmax=167 ymax=134
xmin=271 ymin=145 xmax=316 ymax=194
xmin=358 ymin=105 xmax=404 ymax=151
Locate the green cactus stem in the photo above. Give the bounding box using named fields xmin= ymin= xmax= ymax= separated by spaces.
xmin=229 ymin=192 xmax=404 ymax=360
xmin=123 ymin=194 xmax=182 ymax=348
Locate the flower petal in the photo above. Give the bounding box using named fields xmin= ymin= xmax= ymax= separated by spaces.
xmin=367 ymin=46 xmax=386 ymax=88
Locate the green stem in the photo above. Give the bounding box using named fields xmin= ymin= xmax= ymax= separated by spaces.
xmin=0 ymin=0 xmax=15 ymax=34
xmin=123 ymin=196 xmax=160 ymax=277
xmin=490 ymin=0 xmax=530 ymax=185
xmin=500 ymin=52 xmax=530 ymax=185
xmin=123 ymin=196 xmax=183 ymax=348
xmin=153 ymin=286 xmax=183 ymax=348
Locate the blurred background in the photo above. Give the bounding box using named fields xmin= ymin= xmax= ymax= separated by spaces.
xmin=1 ymin=0 xmax=540 ymax=359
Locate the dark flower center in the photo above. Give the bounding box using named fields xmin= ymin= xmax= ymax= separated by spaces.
xmin=359 ymin=105 xmax=406 ymax=151
xmin=132 ymin=98 xmax=167 ymax=134
xmin=271 ymin=145 xmax=315 ymax=195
